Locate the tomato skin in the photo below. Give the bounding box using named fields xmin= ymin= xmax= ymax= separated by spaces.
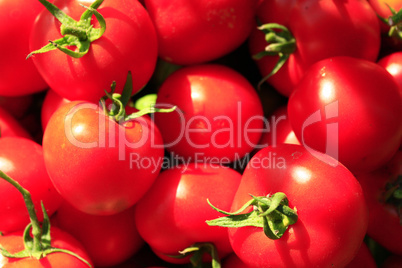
xmin=0 ymin=0 xmax=48 ymax=96
xmin=378 ymin=51 xmax=402 ymax=94
xmin=53 ymin=202 xmax=144 ymax=267
xmin=249 ymin=0 xmax=381 ymax=96
xmin=0 ymin=227 xmax=92 ymax=267
xmin=134 ymin=163 xmax=242 ymax=264
xmin=154 ymin=64 xmax=264 ymax=163
xmin=144 ymin=0 xmax=258 ymax=65
xmin=222 ymin=253 xmax=256 ymax=268
xmin=29 ymin=0 xmax=158 ymax=102
xmin=42 ymin=101 xmax=164 ymax=215
xmin=0 ymin=137 xmax=62 ymax=234
xmin=356 ymin=151 xmax=402 ymax=255
xmin=0 ymin=107 xmax=32 ymax=139
xmin=288 ymin=56 xmax=402 ymax=173
xmin=229 ymin=144 xmax=368 ymax=267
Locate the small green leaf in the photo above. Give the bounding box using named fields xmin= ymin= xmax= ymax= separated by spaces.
xmin=206 ymin=210 xmax=264 ymax=228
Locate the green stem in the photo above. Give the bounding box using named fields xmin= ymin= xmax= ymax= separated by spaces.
xmin=0 ymin=170 xmax=42 ymax=252
xmin=252 ymin=23 xmax=296 ymax=90
xmin=206 ymin=192 xmax=298 ymax=240
xmin=27 ymin=0 xmax=106 ymax=59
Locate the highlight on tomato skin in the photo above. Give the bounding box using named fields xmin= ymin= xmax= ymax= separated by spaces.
xmin=221 ymin=144 xmax=369 ymax=267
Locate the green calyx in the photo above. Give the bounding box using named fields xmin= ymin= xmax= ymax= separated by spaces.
xmin=206 ymin=192 xmax=298 ymax=240
xmin=0 ymin=170 xmax=92 ymax=267
xmin=100 ymin=72 xmax=176 ymax=123
xmin=168 ymin=242 xmax=221 ymax=268
xmin=378 ymin=5 xmax=402 ymax=40
xmin=27 ymin=0 xmax=106 ymax=59
xmin=252 ymin=22 xmax=296 ymax=89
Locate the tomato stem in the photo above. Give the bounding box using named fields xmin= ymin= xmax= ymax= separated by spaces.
xmin=168 ymin=242 xmax=222 ymax=268
xmin=0 ymin=170 xmax=93 ymax=267
xmin=206 ymin=192 xmax=298 ymax=240
xmin=100 ymin=72 xmax=177 ymax=123
xmin=0 ymin=170 xmax=42 ymax=252
xmin=252 ymin=23 xmax=296 ymax=90
xmin=378 ymin=5 xmax=402 ymax=40
xmin=26 ymin=0 xmax=106 ymax=59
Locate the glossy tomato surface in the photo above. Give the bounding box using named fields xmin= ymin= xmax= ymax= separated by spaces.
xmin=0 ymin=0 xmax=48 ymax=96
xmin=288 ymin=56 xmax=402 ymax=173
xmin=154 ymin=64 xmax=264 ymax=163
xmin=144 ymin=0 xmax=258 ymax=65
xmin=0 ymin=137 xmax=62 ymax=234
xmin=249 ymin=0 xmax=381 ymax=96
xmin=43 ymin=101 xmax=164 ymax=215
xmin=135 ymin=163 xmax=242 ymax=264
xmin=30 ymin=0 xmax=158 ymax=102
xmin=229 ymin=144 xmax=368 ymax=267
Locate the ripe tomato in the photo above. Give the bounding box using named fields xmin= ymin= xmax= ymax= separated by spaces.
xmin=249 ymin=0 xmax=381 ymax=96
xmin=134 ymin=163 xmax=242 ymax=265
xmin=288 ymin=56 xmax=402 ymax=173
xmin=378 ymin=51 xmax=402 ymax=94
xmin=0 ymin=137 xmax=62 ymax=234
xmin=53 ymin=202 xmax=143 ymax=267
xmin=0 ymin=0 xmax=48 ymax=96
xmin=0 ymin=107 xmax=31 ymax=139
xmin=144 ymin=0 xmax=258 ymax=65
xmin=0 ymin=227 xmax=92 ymax=267
xmin=154 ymin=64 xmax=264 ymax=163
xmin=42 ymin=100 xmax=164 ymax=215
xmin=29 ymin=0 xmax=158 ymax=102
xmin=225 ymin=144 xmax=368 ymax=267
xmin=356 ymin=150 xmax=402 ymax=255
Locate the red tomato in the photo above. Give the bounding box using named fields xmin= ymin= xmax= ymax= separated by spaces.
xmin=227 ymin=144 xmax=368 ymax=267
xmin=378 ymin=51 xmax=402 ymax=94
xmin=0 ymin=137 xmax=62 ymax=234
xmin=0 ymin=227 xmax=92 ymax=267
xmin=249 ymin=0 xmax=381 ymax=96
xmin=29 ymin=0 xmax=158 ymax=102
xmin=154 ymin=64 xmax=264 ymax=163
xmin=42 ymin=101 xmax=164 ymax=215
xmin=144 ymin=0 xmax=258 ymax=65
xmin=0 ymin=0 xmax=48 ymax=96
xmin=53 ymin=203 xmax=143 ymax=267
xmin=356 ymin=150 xmax=402 ymax=255
xmin=134 ymin=163 xmax=242 ymax=265
xmin=0 ymin=107 xmax=31 ymax=139
xmin=288 ymin=56 xmax=402 ymax=173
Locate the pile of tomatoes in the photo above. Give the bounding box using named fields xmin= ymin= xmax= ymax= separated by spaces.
xmin=0 ymin=0 xmax=401 ymax=267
